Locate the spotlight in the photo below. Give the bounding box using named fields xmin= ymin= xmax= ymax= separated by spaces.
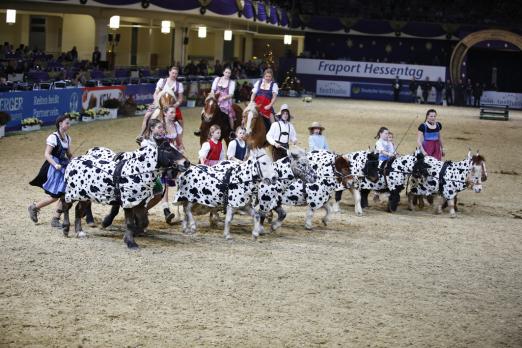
xmin=200 ymin=7 xmax=206 ymax=15
xmin=395 ymin=31 xmax=401 ymax=37
xmin=79 ymin=0 xmax=87 ymax=4
xmin=141 ymin=0 xmax=150 ymax=9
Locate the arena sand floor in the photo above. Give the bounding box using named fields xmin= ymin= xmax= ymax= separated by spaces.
xmin=1 ymin=98 xmax=521 ymax=347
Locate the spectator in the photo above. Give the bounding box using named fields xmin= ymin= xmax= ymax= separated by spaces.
xmin=70 ymin=46 xmax=78 ymax=62
xmin=91 ymin=46 xmax=101 ymax=68
xmin=435 ymin=78 xmax=444 ymax=105
xmin=392 ymin=76 xmax=402 ymax=102
xmin=422 ymin=77 xmax=431 ymax=104
xmin=473 ymin=82 xmax=483 ymax=107
xmin=409 ymin=77 xmax=417 ymax=103
xmin=445 ymin=80 xmax=453 ymax=105
xmin=214 ymin=59 xmax=223 ymax=76
xmin=465 ymin=78 xmax=473 ymax=106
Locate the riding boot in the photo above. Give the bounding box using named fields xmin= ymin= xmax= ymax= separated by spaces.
xmin=28 ymin=203 xmax=40 ymax=223
xmin=51 ymin=216 xmax=62 ymax=228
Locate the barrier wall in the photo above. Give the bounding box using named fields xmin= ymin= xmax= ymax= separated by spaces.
xmin=0 ymin=84 xmax=156 ymax=132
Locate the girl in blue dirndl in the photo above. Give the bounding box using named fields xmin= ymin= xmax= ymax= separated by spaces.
xmin=28 ymin=115 xmax=95 ymax=227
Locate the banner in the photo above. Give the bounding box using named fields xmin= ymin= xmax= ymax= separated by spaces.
xmin=1 ymin=84 xmax=158 ymax=132
xmin=1 ymin=88 xmax=83 ymax=131
xmin=481 ymin=91 xmax=522 ymax=109
xmin=316 ymin=80 xmax=352 ymax=97
xmin=348 ymin=82 xmax=436 ymax=103
xmin=81 ymin=86 xmax=125 ymax=110
xmin=125 ymin=83 xmax=155 ymax=105
xmin=297 ymin=58 xmax=446 ymax=81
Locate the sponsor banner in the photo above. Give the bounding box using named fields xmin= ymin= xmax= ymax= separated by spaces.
xmin=1 ymin=88 xmax=82 ymax=131
xmin=297 ymin=58 xmax=446 ymax=81
xmin=316 ymin=80 xmax=351 ymax=97
xmin=481 ymin=91 xmax=522 ymax=109
xmin=81 ymin=86 xmax=125 ymax=110
xmin=125 ymin=83 xmax=155 ymax=104
xmin=349 ymin=82 xmax=435 ymax=103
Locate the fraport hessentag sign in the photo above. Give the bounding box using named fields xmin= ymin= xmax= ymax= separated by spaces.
xmin=297 ymin=58 xmax=446 ymax=81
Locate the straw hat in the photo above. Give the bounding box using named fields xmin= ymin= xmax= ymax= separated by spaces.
xmin=308 ymin=121 xmax=325 ymax=131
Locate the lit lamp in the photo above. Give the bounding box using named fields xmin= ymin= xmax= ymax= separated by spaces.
xmin=224 ymin=29 xmax=232 ymax=41
xmin=109 ymin=15 xmax=120 ymax=29
xmin=161 ymin=20 xmax=171 ymax=34
xmin=6 ymin=9 xmax=16 ymax=25
xmin=198 ymin=26 xmax=207 ymax=38
xmin=284 ymin=34 xmax=292 ymax=45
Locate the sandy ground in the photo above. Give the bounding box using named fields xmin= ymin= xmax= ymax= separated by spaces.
xmin=1 ymin=98 xmax=521 ymax=347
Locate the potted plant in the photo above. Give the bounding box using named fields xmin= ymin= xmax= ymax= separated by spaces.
xmin=81 ymin=109 xmax=97 ymax=122
xmin=21 ymin=117 xmax=43 ymax=132
xmin=135 ymin=104 xmax=148 ymax=116
xmin=102 ymin=98 xmax=121 ymax=119
xmin=119 ymin=96 xmax=137 ymax=116
xmin=95 ymin=108 xmax=111 ymax=120
xmin=0 ymin=112 xmax=11 ymax=138
xmin=64 ymin=111 xmax=80 ymax=124
xmin=186 ymin=96 xmax=196 ymax=108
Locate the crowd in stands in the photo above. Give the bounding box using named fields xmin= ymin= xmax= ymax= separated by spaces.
xmin=274 ymin=0 xmax=522 ymax=27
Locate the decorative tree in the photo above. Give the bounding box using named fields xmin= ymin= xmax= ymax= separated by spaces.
xmin=264 ymin=43 xmax=275 ymax=71
xmin=280 ymin=67 xmax=302 ymax=93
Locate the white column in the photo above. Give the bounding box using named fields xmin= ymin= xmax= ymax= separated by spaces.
xmin=244 ymin=33 xmax=253 ymax=61
xmin=213 ymin=29 xmax=224 ymax=62
xmin=94 ymin=16 xmax=108 ymax=60
xmin=173 ymin=24 xmax=185 ymax=66
xmin=234 ymin=33 xmax=243 ymax=60
xmin=297 ymin=36 xmax=304 ymax=56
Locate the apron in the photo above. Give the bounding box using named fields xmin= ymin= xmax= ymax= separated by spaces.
xmin=422 ymin=122 xmax=442 ymax=160
xmin=30 ymin=133 xmax=70 ymax=198
xmin=204 ymin=140 xmax=222 ymax=167
xmin=254 ymin=80 xmax=275 ymax=121
xmin=216 ymin=77 xmax=235 ymax=121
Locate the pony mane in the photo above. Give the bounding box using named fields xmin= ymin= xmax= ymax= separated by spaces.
xmin=243 ymin=101 xmax=258 ymax=116
xmin=205 ymin=92 xmax=216 ymax=102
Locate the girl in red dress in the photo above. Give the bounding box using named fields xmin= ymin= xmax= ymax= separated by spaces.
xmin=199 ymin=125 xmax=225 ymax=166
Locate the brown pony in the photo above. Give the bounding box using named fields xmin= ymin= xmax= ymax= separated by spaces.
xmin=243 ymin=101 xmax=269 ymax=150
xmin=198 ymin=92 xmax=242 ymax=145
xmin=150 ymin=89 xmax=176 ymax=124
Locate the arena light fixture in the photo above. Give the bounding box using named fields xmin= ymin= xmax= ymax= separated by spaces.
xmin=161 ymin=20 xmax=171 ymax=34
xmin=6 ymin=9 xmax=16 ymax=25
xmin=198 ymin=26 xmax=207 ymax=38
xmin=109 ymin=15 xmax=120 ymax=29
xmin=283 ymin=34 xmax=292 ymax=45
xmin=224 ymin=29 xmax=232 ymax=41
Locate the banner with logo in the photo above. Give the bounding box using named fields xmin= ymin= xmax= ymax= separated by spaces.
xmin=316 ymin=80 xmax=352 ymax=97
xmin=1 ymin=88 xmax=83 ymax=131
xmin=81 ymin=86 xmax=125 ymax=110
xmin=348 ymin=82 xmax=436 ymax=103
xmin=125 ymin=83 xmax=155 ymax=105
xmin=481 ymin=91 xmax=522 ymax=109
xmin=297 ymin=58 xmax=446 ymax=81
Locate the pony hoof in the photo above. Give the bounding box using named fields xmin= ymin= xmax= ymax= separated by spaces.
xmin=101 ymin=218 xmax=112 ymax=228
xmin=77 ymin=231 xmax=87 ymax=238
xmin=62 ymin=226 xmax=70 ymax=237
xmin=322 ymin=219 xmax=328 ymax=226
xmin=305 ymin=224 xmax=313 ymax=231
xmin=224 ymin=235 xmax=233 ymax=241
xmin=450 ymin=213 xmax=457 ymax=218
xmin=125 ymin=240 xmax=140 ymax=249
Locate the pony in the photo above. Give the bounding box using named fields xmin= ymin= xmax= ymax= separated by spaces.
xmin=150 ymin=89 xmax=177 ymax=124
xmin=243 ymin=101 xmax=269 ymax=150
xmin=408 ymin=150 xmax=487 ymax=217
xmin=198 ymin=92 xmax=242 ymax=146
